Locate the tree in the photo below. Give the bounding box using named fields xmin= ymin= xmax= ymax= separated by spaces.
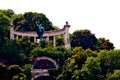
xmin=1 ymin=9 xmax=14 ymax=18
xmin=71 ymin=29 xmax=97 ymax=50
xmin=13 ymin=12 xmax=54 ymax=31
xmin=22 ymin=64 xmax=32 ymax=80
xmin=0 ymin=10 xmax=10 ymax=47
xmin=106 ymin=70 xmax=120 ymax=80
xmin=0 ymin=64 xmax=8 ymax=80
xmin=56 ymin=36 xmax=64 ymax=46
xmin=30 ymin=46 xmax=72 ymax=67
xmin=100 ymin=40 xmax=114 ymax=50
xmin=0 ymin=64 xmax=27 ymax=80
xmin=98 ymin=50 xmax=120 ymax=78
xmin=78 ymin=57 xmax=102 ymax=80
xmin=56 ymin=47 xmax=98 ymax=80
xmin=96 ymin=38 xmax=114 ymax=50
xmin=8 ymin=65 xmax=23 ymax=80
xmin=12 ymin=73 xmax=26 ymax=80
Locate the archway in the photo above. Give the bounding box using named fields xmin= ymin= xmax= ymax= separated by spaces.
xmin=31 ymin=56 xmax=58 ymax=80
xmin=33 ymin=56 xmax=58 ymax=69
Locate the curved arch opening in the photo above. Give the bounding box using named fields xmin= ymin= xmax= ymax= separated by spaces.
xmin=33 ymin=59 xmax=56 ymax=69
xmin=33 ymin=56 xmax=57 ymax=69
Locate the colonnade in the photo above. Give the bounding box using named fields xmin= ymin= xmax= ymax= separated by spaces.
xmin=10 ymin=22 xmax=71 ymax=49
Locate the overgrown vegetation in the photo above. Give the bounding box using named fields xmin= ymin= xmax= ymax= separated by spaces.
xmin=0 ymin=9 xmax=119 ymax=80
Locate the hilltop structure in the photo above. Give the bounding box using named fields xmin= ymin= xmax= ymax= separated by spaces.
xmin=10 ymin=22 xmax=71 ymax=49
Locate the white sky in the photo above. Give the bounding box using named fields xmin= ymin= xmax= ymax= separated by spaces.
xmin=0 ymin=0 xmax=120 ymax=49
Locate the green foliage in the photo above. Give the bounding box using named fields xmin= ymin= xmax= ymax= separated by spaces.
xmin=71 ymin=29 xmax=97 ymax=50
xmin=0 ymin=9 xmax=119 ymax=80
xmin=106 ymin=70 xmax=120 ymax=80
xmin=100 ymin=40 xmax=114 ymax=50
xmin=48 ymin=68 xmax=62 ymax=78
xmin=8 ymin=65 xmax=24 ymax=80
xmin=0 ymin=39 xmax=33 ymax=67
xmin=30 ymin=46 xmax=73 ymax=67
xmin=16 ymin=37 xmax=31 ymax=54
xmin=39 ymin=38 xmax=48 ymax=48
xmin=12 ymin=73 xmax=26 ymax=80
xmin=0 ymin=12 xmax=10 ymax=25
xmin=79 ymin=57 xmax=102 ymax=80
xmin=96 ymin=38 xmax=114 ymax=50
xmin=8 ymin=65 xmax=23 ymax=75
xmin=15 ymin=36 xmax=39 ymax=56
xmin=22 ymin=64 xmax=32 ymax=80
xmin=0 ymin=64 xmax=27 ymax=80
xmin=56 ymin=47 xmax=98 ymax=80
xmin=0 ymin=10 xmax=11 ymax=47
xmin=0 ymin=40 xmax=21 ymax=65
xmin=71 ymin=47 xmax=97 ymax=69
xmin=56 ymin=70 xmax=72 ymax=80
xmin=1 ymin=9 xmax=14 ymax=18
xmin=98 ymin=50 xmax=120 ymax=76
xmin=13 ymin=12 xmax=54 ymax=31
xmin=56 ymin=36 xmax=64 ymax=46
xmin=0 ymin=64 xmax=8 ymax=80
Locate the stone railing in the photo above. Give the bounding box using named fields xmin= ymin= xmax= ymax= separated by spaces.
xmin=31 ymin=69 xmax=49 ymax=80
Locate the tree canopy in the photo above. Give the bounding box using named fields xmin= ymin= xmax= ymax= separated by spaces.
xmin=0 ymin=9 xmax=119 ymax=80
xmin=71 ymin=29 xmax=97 ymax=50
xmin=13 ymin=12 xmax=54 ymax=31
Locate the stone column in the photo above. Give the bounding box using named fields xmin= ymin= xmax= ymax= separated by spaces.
xmin=64 ymin=21 xmax=71 ymax=49
xmin=46 ymin=36 xmax=49 ymax=44
xmin=34 ymin=37 xmax=37 ymax=42
xmin=53 ymin=36 xmax=56 ymax=47
xmin=10 ymin=22 xmax=14 ymax=40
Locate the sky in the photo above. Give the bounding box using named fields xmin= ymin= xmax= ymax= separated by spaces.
xmin=0 ymin=0 xmax=120 ymax=49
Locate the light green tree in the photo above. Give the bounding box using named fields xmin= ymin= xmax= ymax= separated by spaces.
xmin=106 ymin=70 xmax=120 ymax=80
xmin=98 ymin=50 xmax=120 ymax=78
xmin=12 ymin=73 xmax=26 ymax=80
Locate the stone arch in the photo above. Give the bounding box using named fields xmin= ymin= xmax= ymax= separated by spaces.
xmin=31 ymin=56 xmax=58 ymax=80
xmin=33 ymin=56 xmax=58 ymax=69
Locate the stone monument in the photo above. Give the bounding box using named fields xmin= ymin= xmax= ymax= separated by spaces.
xmin=35 ymin=21 xmax=45 ymax=39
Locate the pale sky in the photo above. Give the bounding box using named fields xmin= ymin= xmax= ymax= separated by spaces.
xmin=0 ymin=0 xmax=120 ymax=49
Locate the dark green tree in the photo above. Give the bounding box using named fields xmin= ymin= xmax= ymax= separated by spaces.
xmin=0 ymin=64 xmax=8 ymax=80
xmin=30 ymin=46 xmax=73 ymax=70
xmin=0 ymin=10 xmax=10 ymax=47
xmin=13 ymin=12 xmax=54 ymax=31
xmin=56 ymin=36 xmax=64 ymax=46
xmin=96 ymin=38 xmax=114 ymax=50
xmin=22 ymin=64 xmax=32 ymax=80
xmin=100 ymin=40 xmax=114 ymax=50
xmin=8 ymin=65 xmax=23 ymax=80
xmin=1 ymin=9 xmax=14 ymax=18
xmin=71 ymin=29 xmax=97 ymax=50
